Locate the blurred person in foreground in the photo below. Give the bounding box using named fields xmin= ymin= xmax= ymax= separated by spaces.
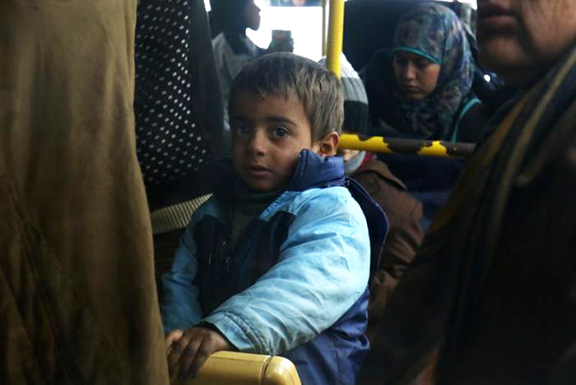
xmin=359 ymin=0 xmax=576 ymax=384
xmin=0 ymin=0 xmax=168 ymax=383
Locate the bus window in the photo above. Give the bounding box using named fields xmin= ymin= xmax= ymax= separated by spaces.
xmin=205 ymin=1 xmax=477 ymax=62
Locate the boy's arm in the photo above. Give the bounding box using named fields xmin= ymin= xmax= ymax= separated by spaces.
xmin=204 ymin=190 xmax=371 ymax=355
xmin=160 ymin=209 xmax=206 ymax=333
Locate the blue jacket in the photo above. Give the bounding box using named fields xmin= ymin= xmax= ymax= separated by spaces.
xmin=161 ymin=150 xmax=387 ymax=384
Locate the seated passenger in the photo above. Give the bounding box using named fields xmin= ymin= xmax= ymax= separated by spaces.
xmin=161 ymin=53 xmax=387 ymax=384
xmin=335 ymin=56 xmax=424 ymax=339
xmin=210 ymin=0 xmax=293 ymax=131
xmin=364 ymin=3 xmax=488 ymax=143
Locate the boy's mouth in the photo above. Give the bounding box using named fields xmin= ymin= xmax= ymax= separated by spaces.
xmin=246 ymin=165 xmax=272 ymax=177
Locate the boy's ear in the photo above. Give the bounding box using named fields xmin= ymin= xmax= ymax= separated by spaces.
xmin=314 ymin=131 xmax=340 ymax=158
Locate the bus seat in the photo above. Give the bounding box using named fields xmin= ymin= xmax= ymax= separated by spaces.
xmin=171 ymin=351 xmax=302 ymax=385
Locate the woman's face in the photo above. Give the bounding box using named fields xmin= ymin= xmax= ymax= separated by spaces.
xmin=478 ymin=0 xmax=576 ymax=86
xmin=244 ymin=0 xmax=261 ymax=31
xmin=393 ymin=52 xmax=441 ymax=101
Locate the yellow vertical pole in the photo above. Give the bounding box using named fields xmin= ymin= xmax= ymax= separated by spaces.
xmin=321 ymin=0 xmax=328 ymax=56
xmin=326 ymin=0 xmax=344 ymax=78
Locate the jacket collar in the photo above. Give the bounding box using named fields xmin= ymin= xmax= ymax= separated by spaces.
xmin=285 ymin=150 xmax=346 ymax=192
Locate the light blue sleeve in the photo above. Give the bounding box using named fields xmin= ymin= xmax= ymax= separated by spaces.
xmin=160 ymin=204 xmax=210 ymax=333
xmin=204 ymin=189 xmax=370 ymax=355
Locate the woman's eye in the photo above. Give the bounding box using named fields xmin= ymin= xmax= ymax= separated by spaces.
xmin=233 ymin=125 xmax=251 ymax=136
xmin=415 ymin=60 xmax=432 ymax=69
xmin=271 ymin=127 xmax=289 ymax=138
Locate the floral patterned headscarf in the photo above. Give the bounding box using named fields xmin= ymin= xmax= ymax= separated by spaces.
xmin=392 ymin=3 xmax=474 ymax=139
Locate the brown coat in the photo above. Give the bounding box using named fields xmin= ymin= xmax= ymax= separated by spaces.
xmin=0 ymin=1 xmax=168 ymax=384
xmin=352 ymin=159 xmax=423 ymax=341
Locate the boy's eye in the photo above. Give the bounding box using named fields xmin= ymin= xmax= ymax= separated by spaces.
xmin=270 ymin=127 xmax=290 ymax=138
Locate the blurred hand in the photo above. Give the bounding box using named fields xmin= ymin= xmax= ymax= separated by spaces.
xmin=165 ymin=327 xmax=233 ymax=380
xmin=267 ymin=38 xmax=294 ymax=53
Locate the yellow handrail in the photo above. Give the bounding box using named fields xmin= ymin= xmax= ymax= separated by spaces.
xmin=339 ymin=134 xmax=476 ymax=158
xmin=325 ymin=0 xmax=344 ymax=78
xmin=171 ymin=351 xmax=301 ymax=385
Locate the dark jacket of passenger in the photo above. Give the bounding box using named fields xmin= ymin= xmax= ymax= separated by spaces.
xmin=351 ymin=159 xmax=423 ymax=341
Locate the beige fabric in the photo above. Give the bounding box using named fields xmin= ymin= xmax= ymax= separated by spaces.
xmin=0 ymin=1 xmax=169 ymax=384
xmin=151 ymin=195 xmax=212 ymax=235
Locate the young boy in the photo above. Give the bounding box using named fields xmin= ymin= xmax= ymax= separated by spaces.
xmin=161 ymin=53 xmax=387 ymax=384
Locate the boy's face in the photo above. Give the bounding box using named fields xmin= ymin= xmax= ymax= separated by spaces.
xmin=230 ymin=90 xmax=319 ymax=192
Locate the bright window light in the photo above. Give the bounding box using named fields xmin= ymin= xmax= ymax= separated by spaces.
xmin=204 ymin=0 xmax=477 ymax=61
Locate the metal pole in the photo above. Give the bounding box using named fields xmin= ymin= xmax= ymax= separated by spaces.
xmin=326 ymin=0 xmax=344 ymax=78
xmin=339 ymin=134 xmax=476 ymax=158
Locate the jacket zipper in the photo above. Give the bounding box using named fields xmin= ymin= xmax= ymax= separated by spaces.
xmin=222 ymin=239 xmax=231 ymax=275
xmin=225 ymin=256 xmax=231 ymax=275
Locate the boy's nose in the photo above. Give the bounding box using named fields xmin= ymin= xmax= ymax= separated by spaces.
xmin=247 ymin=131 xmax=267 ymax=156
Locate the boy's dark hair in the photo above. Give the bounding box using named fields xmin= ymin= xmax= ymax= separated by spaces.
xmin=229 ymin=53 xmax=344 ymax=141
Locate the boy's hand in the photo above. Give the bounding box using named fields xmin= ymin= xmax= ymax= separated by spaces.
xmin=165 ymin=327 xmax=233 ymax=380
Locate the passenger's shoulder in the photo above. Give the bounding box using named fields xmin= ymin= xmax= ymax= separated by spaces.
xmin=455 ymin=95 xmax=490 ymax=143
xmin=461 ymin=96 xmax=489 ymax=121
xmin=353 ymin=160 xmax=407 ymax=190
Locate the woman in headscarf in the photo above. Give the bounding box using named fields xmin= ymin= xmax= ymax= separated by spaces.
xmin=363 ymin=4 xmax=490 ymax=230
xmin=365 ymin=3 xmax=488 ymax=143
xmin=358 ymin=0 xmax=576 ymax=384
